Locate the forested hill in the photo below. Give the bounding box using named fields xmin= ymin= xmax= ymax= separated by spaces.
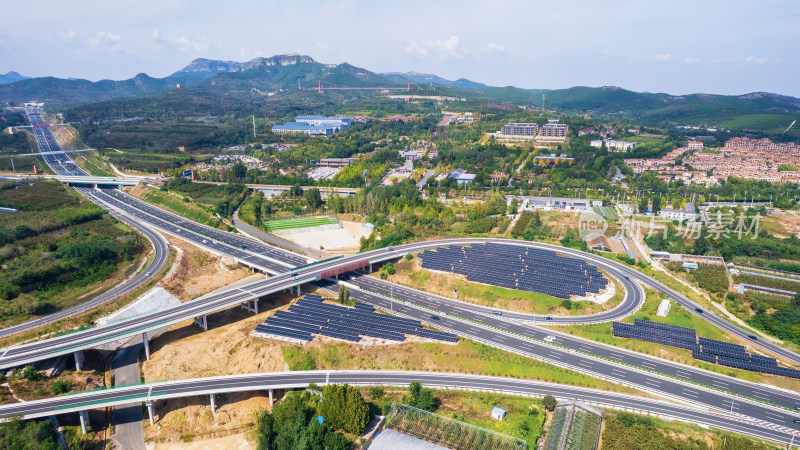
xmin=0 ymin=55 xmax=397 ymax=107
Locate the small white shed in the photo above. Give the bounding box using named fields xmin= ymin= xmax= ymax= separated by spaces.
xmin=491 ymin=407 xmax=506 ymax=421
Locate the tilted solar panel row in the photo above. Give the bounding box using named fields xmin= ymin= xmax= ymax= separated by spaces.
xmin=633 ymin=319 xmax=697 ymax=337
xmin=750 ymin=354 xmax=778 ymax=367
xmin=254 ymin=325 xmax=312 ymax=342
xmin=692 ymin=349 xmax=718 ymax=363
xmin=419 ymin=244 xmax=608 ymax=299
xmin=698 ymin=337 xmax=746 ymax=352
xmin=701 ymin=346 xmax=749 ymax=360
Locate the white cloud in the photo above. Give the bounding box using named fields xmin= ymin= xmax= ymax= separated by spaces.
xmin=480 ymin=42 xmax=506 ymax=55
xmin=745 ymin=56 xmax=768 ymax=65
xmin=712 ymin=56 xmax=770 ymax=65
xmin=88 ymin=31 xmax=123 ymax=52
xmin=152 ymin=29 xmax=211 ymax=53
xmin=61 ymin=30 xmax=77 ymax=42
xmin=684 ymin=57 xmax=701 ymax=64
xmin=405 ymin=36 xmax=466 ymax=59
xmin=653 ymin=53 xmax=672 ymax=61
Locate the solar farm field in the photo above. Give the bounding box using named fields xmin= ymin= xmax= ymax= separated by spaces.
xmin=263 ymin=216 xmax=336 ymax=232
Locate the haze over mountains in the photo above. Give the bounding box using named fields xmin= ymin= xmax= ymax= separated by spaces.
xmin=2 ymin=54 xmax=799 ymax=129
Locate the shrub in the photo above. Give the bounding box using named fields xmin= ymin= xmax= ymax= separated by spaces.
xmin=20 ymin=366 xmax=42 ymax=382
xmin=50 ymin=380 xmax=72 ymax=395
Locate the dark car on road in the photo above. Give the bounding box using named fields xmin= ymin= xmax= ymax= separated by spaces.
xmin=695 ymin=308 xmax=703 ymax=313
xmin=431 ymin=315 xmax=440 ymax=320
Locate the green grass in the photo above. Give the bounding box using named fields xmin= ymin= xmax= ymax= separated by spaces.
xmin=282 ymin=338 xmax=637 ymax=393
xmin=140 ymin=189 xmax=220 ymax=228
xmin=601 ymin=410 xmax=781 ymax=450
xmin=263 ymin=216 xmax=335 ymax=232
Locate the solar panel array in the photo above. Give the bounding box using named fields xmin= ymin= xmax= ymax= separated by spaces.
xmin=612 ymin=321 xmax=699 ymax=351
xmin=418 ymin=243 xmax=607 ymax=299
xmin=613 ymin=320 xmax=800 ymax=379
xmin=253 ymin=294 xmax=458 ymax=344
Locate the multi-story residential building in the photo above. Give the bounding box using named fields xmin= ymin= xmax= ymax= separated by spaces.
xmin=590 ymin=139 xmax=637 ymax=152
xmin=538 ymin=119 xmax=569 ymax=141
xmin=318 ymin=158 xmax=355 ymax=168
xmin=687 ymin=141 xmax=704 ymax=151
xmin=501 ymin=122 xmax=539 ymax=137
xmin=724 ymin=137 xmax=799 ymax=153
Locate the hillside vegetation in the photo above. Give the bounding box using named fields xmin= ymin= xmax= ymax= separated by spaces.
xmin=0 ymin=180 xmax=143 ymax=325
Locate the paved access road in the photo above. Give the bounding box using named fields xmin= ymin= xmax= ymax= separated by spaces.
xmin=0 ymin=370 xmax=795 ymax=446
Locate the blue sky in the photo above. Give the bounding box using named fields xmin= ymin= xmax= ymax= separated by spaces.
xmin=1 ymin=0 xmax=799 ymax=96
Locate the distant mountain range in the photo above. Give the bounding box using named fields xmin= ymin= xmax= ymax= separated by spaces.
xmin=0 ymin=71 xmax=29 ymax=85
xmin=2 ymin=54 xmax=799 ymax=133
xmin=380 ymin=71 xmax=487 ymax=90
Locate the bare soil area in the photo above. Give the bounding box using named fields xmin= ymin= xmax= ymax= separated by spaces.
xmin=145 ymin=391 xmax=268 ymax=445
xmin=150 ymin=432 xmax=252 ymax=450
xmin=160 ymin=236 xmax=255 ymax=302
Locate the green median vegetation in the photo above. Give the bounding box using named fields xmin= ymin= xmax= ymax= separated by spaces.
xmin=282 ymin=338 xmax=638 ymax=394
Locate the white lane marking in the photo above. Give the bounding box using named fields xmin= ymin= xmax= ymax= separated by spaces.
xmin=681 ymin=390 xmax=698 ymax=398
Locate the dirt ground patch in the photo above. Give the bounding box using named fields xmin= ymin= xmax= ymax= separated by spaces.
xmin=150 ymin=432 xmax=252 ymax=450
xmin=142 ymin=293 xmax=295 ymax=382
xmin=127 ymin=182 xmax=152 ymax=199
xmin=146 ymin=391 xmax=268 ymax=444
xmin=160 ymin=236 xmax=255 ymax=302
xmin=761 ymin=213 xmax=800 ymax=239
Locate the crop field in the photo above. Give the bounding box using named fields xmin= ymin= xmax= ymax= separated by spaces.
xmin=264 ymin=216 xmax=335 ymax=232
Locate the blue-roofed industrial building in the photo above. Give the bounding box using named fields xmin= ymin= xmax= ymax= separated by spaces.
xmin=272 ymin=116 xmax=352 ymax=136
xmin=271 ymin=122 xmax=336 ymax=136
xmin=295 ymin=116 xmax=352 ymax=130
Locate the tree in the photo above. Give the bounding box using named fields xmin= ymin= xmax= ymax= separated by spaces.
xmin=543 ymin=395 xmax=557 ymax=411
xmin=337 ymin=285 xmax=350 ymax=304
xmin=319 ymin=384 xmax=370 ymax=435
xmin=693 ymin=226 xmax=710 ymax=255
xmin=793 ymin=291 xmax=800 ymax=310
xmin=231 ymin=162 xmax=247 ymax=180
xmin=304 ymin=188 xmax=322 ymax=211
xmin=638 ymin=197 xmax=648 ymax=214
xmin=404 ymin=381 xmax=436 ymax=411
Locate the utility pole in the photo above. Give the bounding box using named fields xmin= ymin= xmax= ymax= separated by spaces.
xmin=541 ymin=94 xmax=545 ymax=114
xmin=10 ymin=158 xmax=14 ymax=172
xmin=252 ymin=116 xmax=256 ymax=138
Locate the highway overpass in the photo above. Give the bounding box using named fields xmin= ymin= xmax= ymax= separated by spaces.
xmin=0 ymin=370 xmax=796 ymax=446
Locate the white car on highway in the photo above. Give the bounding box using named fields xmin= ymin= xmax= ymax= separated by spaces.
xmin=544 ymin=335 xmax=556 ymax=343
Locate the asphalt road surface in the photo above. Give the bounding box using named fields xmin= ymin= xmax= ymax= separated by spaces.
xmin=0 ymin=370 xmax=796 ymax=446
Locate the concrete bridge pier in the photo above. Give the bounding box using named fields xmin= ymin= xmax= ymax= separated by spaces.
xmin=73 ymin=350 xmax=85 ymax=371
xmin=240 ymin=299 xmax=258 ymax=314
xmin=194 ymin=315 xmax=208 ymax=331
xmin=146 ymin=400 xmax=155 ymax=425
xmin=78 ymin=410 xmax=89 ymax=434
xmin=142 ymin=332 xmax=151 ymax=360
xmin=269 ymin=389 xmax=273 ymax=406
xmin=296 ymin=285 xmax=302 ymax=296
xmin=210 ymin=393 xmax=217 ymax=415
